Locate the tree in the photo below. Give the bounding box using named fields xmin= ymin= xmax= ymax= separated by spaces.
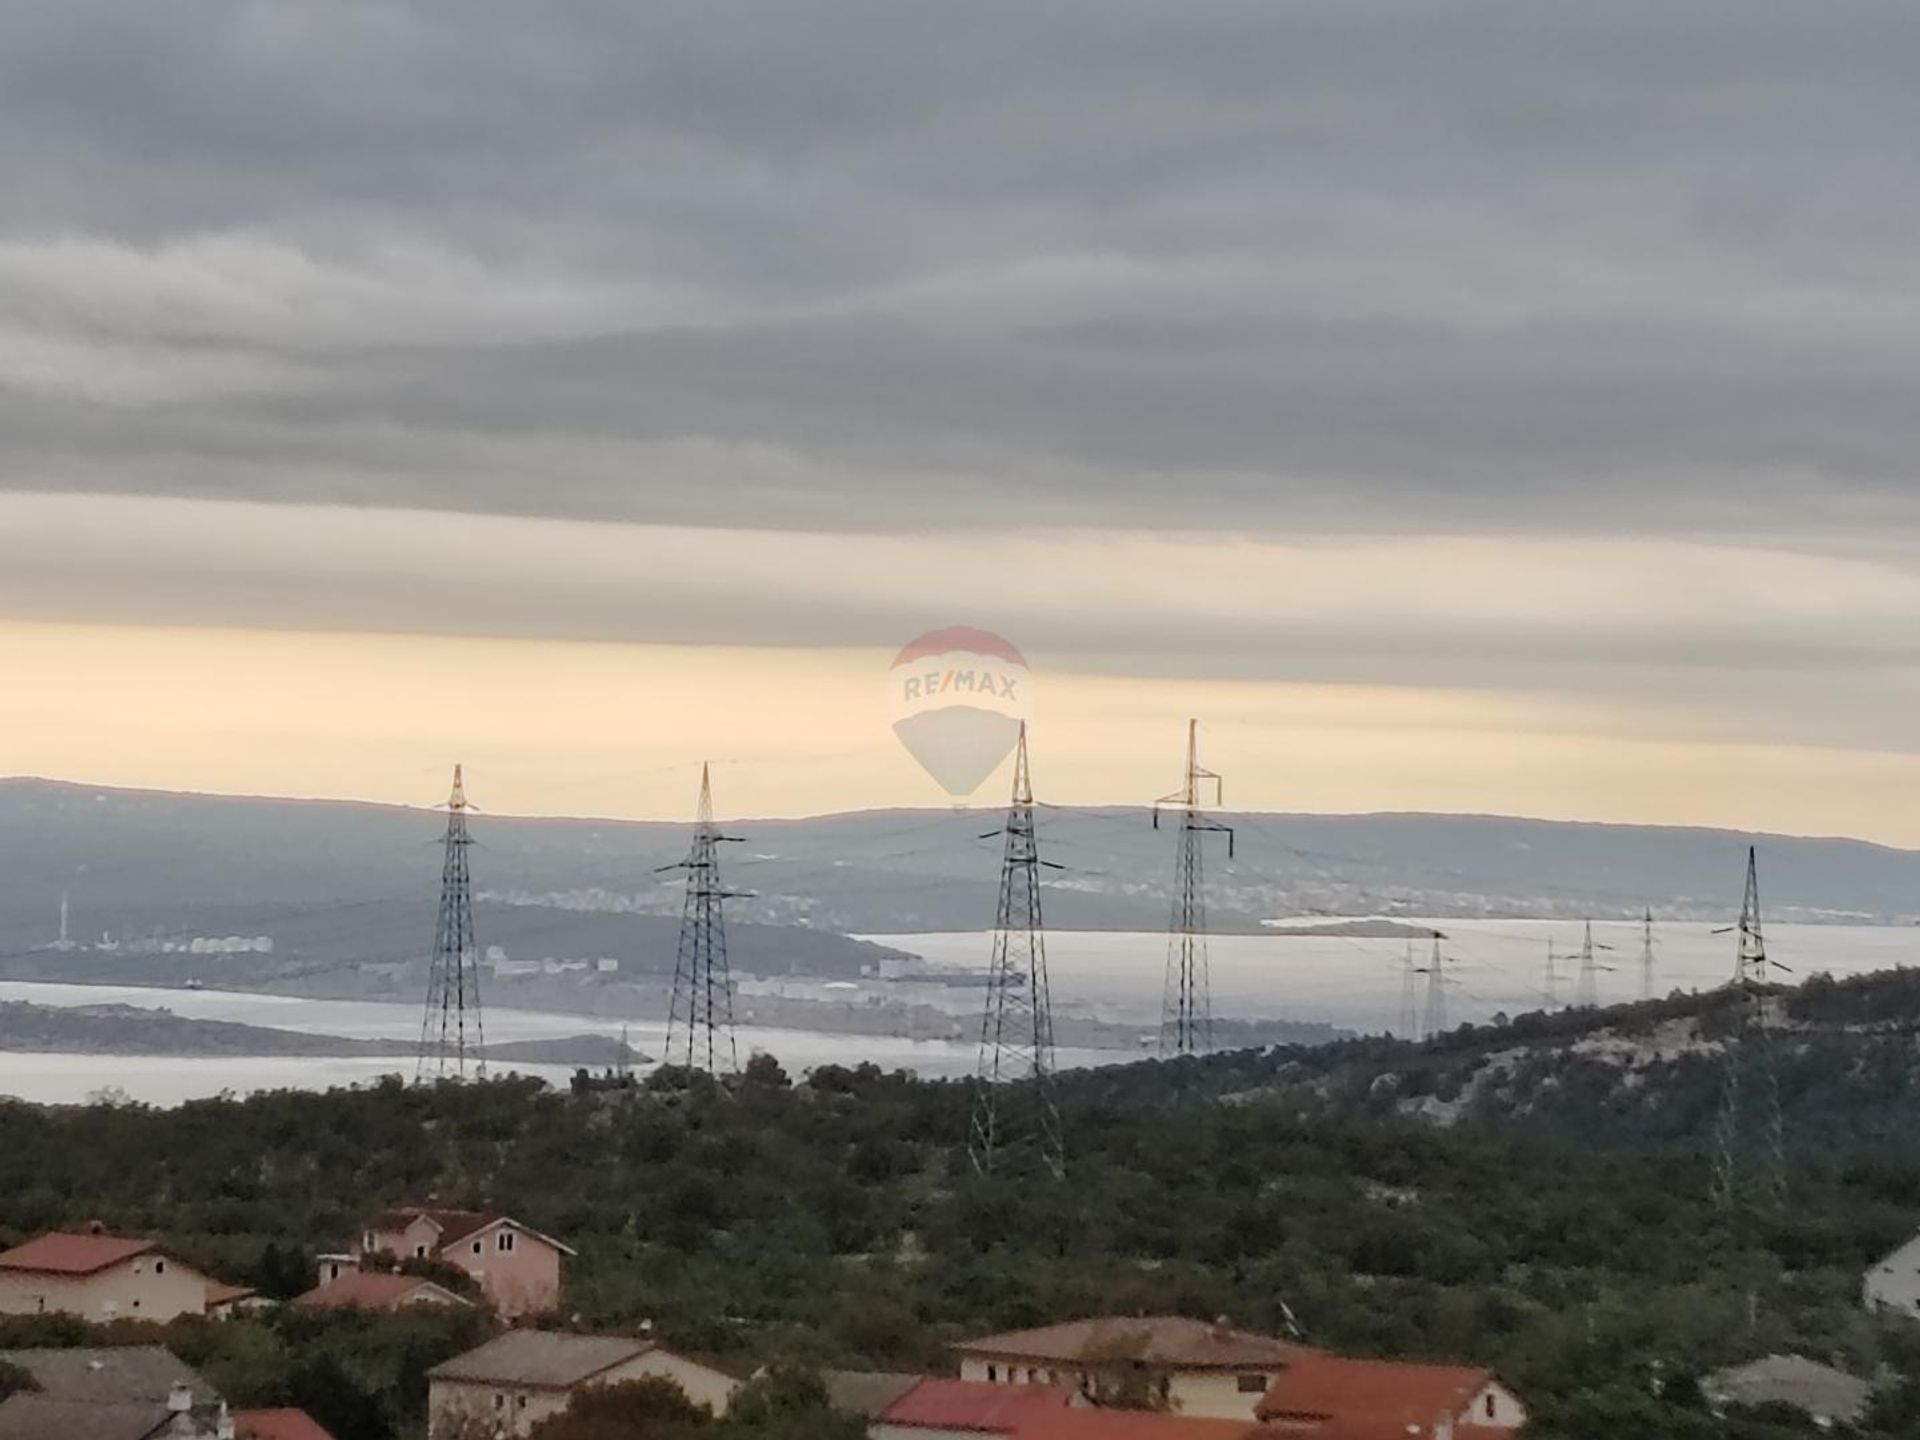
xmin=720 ymin=1366 xmax=865 ymax=1440
xmin=526 ymin=1378 xmax=711 ymax=1440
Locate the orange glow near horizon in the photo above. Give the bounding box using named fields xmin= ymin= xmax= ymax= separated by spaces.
xmin=6 ymin=617 xmax=1920 ymax=845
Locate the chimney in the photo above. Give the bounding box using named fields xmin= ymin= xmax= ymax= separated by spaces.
xmin=87 ymin=1220 xmax=106 ymax=1236
xmin=167 ymin=1381 xmax=192 ymax=1414
xmin=1433 ymin=1413 xmax=1454 ymax=1440
xmin=1211 ymin=1314 xmax=1231 ymax=1339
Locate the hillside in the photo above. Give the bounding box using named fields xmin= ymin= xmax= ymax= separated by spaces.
xmin=6 ymin=780 xmax=1920 ymax=967
xmin=3 ymin=1007 xmax=1920 ymax=1439
xmin=1114 ymin=967 xmax=1920 ymax=1158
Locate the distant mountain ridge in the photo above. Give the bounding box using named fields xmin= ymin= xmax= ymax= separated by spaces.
xmin=1 ymin=779 xmax=1918 ymax=970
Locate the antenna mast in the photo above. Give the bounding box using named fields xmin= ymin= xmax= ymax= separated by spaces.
xmin=1711 ymin=846 xmax=1788 ymax=1209
xmin=1154 ymin=720 xmax=1232 ymax=1058
xmin=662 ymin=764 xmax=745 ymax=1075
xmin=969 ymin=724 xmax=1064 ymax=1178
xmin=417 ymin=765 xmax=486 ymax=1082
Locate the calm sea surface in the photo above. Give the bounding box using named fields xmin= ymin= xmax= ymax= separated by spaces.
xmin=0 ymin=918 xmax=1911 ymax=1106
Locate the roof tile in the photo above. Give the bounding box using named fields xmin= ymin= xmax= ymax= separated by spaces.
xmin=882 ymin=1379 xmax=1076 ymax=1432
xmin=0 ymin=1233 xmax=155 ymax=1276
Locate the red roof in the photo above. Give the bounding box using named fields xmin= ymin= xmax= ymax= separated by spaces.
xmin=293 ymin=1271 xmax=470 ymax=1311
xmin=367 ymin=1207 xmax=498 ymax=1247
xmin=207 ymin=1281 xmax=257 ymax=1308
xmin=1276 ymin=1422 xmax=1512 ymax=1440
xmin=1256 ymin=1355 xmax=1507 ymax=1433
xmin=0 ymin=1231 xmax=156 ymax=1275
xmin=955 ymin=1316 xmax=1309 ymax=1372
xmin=882 ymin=1379 xmax=1076 ymax=1432
xmin=1013 ymin=1412 xmax=1256 ymax=1440
xmin=234 ymin=1409 xmax=337 ymax=1440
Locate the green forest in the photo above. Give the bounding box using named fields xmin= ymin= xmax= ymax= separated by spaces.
xmin=4 ymin=971 xmax=1920 ymax=1436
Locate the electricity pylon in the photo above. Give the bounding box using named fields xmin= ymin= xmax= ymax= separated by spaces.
xmin=1421 ymin=935 xmax=1452 ymax=1038
xmin=1641 ymin=908 xmax=1657 ymax=1000
xmin=969 ymin=724 xmax=1064 ymax=1178
xmin=661 ymin=764 xmax=745 ymax=1075
xmin=1399 ymin=940 xmax=1421 ymax=1040
xmin=417 ymin=765 xmax=486 ymax=1082
xmin=1575 ymin=920 xmax=1614 ymax=1008
xmin=1711 ymin=846 xmax=1790 ymax=1209
xmin=1543 ymin=941 xmax=1560 ymax=1008
xmin=1154 ymin=720 xmax=1233 ymax=1058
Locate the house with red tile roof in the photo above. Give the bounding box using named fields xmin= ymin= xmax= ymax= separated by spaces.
xmin=1254 ymin=1355 xmax=1526 ymax=1440
xmin=233 ymin=1407 xmax=338 ymax=1440
xmin=1013 ymin=1411 xmax=1258 ymax=1440
xmin=953 ymin=1316 xmax=1312 ymax=1419
xmin=0 ymin=1231 xmax=242 ymax=1322
xmin=329 ymin=1205 xmax=574 ymax=1318
xmin=292 ymin=1270 xmax=473 ymax=1314
xmin=873 ymin=1378 xmax=1078 ymax=1438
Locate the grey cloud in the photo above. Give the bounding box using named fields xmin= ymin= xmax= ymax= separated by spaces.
xmin=6 ymin=1 xmax=1920 ymax=537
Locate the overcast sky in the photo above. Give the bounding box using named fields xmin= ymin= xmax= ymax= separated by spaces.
xmin=8 ymin=1 xmax=1920 ymax=837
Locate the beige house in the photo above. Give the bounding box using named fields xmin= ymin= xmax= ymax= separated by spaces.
xmin=426 ymin=1331 xmax=738 ymax=1438
xmin=0 ymin=1232 xmax=234 ymax=1323
xmin=953 ymin=1316 xmax=1312 ymax=1420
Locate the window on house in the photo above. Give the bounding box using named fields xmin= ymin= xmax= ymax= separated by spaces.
xmin=473 ymin=1240 xmax=483 ymax=1255
xmin=494 ymin=1394 xmax=505 ymax=1411
xmin=154 ymin=1260 xmax=164 ymax=1274
xmin=414 ymin=1245 xmax=427 ymax=1258
xmin=1484 ymin=1395 xmax=1497 ymax=1418
xmin=499 ymin=1231 xmax=516 ymax=1252
xmin=363 ymin=1232 xmax=374 ymax=1251
xmin=131 ymin=1300 xmax=140 ymax=1310
xmin=1238 ymin=1374 xmax=1268 ymax=1394
xmin=517 ymin=1396 xmax=528 ymax=1409
xmin=987 ymin=1366 xmax=998 ymax=1383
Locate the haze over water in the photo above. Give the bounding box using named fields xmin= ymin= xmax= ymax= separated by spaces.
xmin=0 ymin=917 xmax=1909 ymax=1105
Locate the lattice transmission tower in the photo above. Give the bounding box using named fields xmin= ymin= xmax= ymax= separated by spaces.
xmin=1421 ymin=935 xmax=1453 ymax=1038
xmin=1574 ymin=920 xmax=1614 ymax=1008
xmin=661 ymin=764 xmax=745 ymax=1075
xmin=1641 ymin=907 xmax=1657 ymax=1000
xmin=1154 ymin=720 xmax=1233 ymax=1058
xmin=968 ymin=724 xmax=1064 ymax=1178
xmin=1398 ymin=940 xmax=1421 ymax=1040
xmin=417 ymin=765 xmax=486 ymax=1082
xmin=1711 ymin=846 xmax=1789 ymax=1209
